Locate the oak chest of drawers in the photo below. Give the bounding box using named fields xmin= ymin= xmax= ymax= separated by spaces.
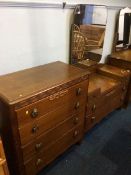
xmin=0 ymin=61 xmax=89 ymax=175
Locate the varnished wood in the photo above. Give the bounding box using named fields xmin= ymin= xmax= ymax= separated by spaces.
xmin=85 ymin=72 xmax=125 ymax=132
xmin=0 ymin=61 xmax=88 ymax=106
xmin=107 ymin=50 xmax=131 ymax=101
xmin=0 ymin=61 xmax=89 ymax=175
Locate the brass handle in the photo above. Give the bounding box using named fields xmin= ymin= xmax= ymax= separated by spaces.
xmin=32 ymin=126 xmax=39 ymax=133
xmin=36 ymin=158 xmax=42 ymax=166
xmin=74 ymin=117 xmax=79 ymax=124
xmin=121 ymin=69 xmax=128 ymax=74
xmin=75 ymin=102 xmax=80 ymax=110
xmin=31 ymin=108 xmax=38 ymax=118
xmin=35 ymin=143 xmax=42 ymax=150
xmin=91 ymin=116 xmax=96 ymax=121
xmin=76 ymin=88 xmax=82 ymax=96
xmin=73 ymin=130 xmax=79 ymax=138
xmin=92 ymin=104 xmax=96 ymax=112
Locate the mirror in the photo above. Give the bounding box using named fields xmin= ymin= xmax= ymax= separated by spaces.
xmin=70 ymin=5 xmax=107 ymax=64
xmin=115 ymin=7 xmax=131 ymax=51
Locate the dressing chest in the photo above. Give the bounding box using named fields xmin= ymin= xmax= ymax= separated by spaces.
xmin=0 ymin=61 xmax=89 ymax=175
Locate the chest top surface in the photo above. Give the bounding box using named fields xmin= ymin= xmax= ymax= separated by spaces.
xmin=111 ymin=49 xmax=131 ymax=62
xmin=0 ymin=61 xmax=89 ymax=105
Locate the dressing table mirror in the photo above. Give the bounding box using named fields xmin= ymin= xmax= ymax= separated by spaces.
xmin=107 ymin=7 xmax=131 ymax=101
xmin=70 ymin=4 xmax=107 ymax=66
xmin=107 ymin=7 xmax=131 ymax=71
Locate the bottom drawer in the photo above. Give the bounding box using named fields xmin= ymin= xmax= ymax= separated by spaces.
xmin=24 ymin=124 xmax=83 ymax=175
xmin=85 ymin=93 xmax=121 ymax=132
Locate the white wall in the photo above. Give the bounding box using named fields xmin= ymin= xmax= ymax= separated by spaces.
xmin=92 ymin=6 xmax=107 ymax=25
xmin=0 ymin=7 xmax=73 ymax=75
xmin=0 ymin=0 xmax=131 ymax=75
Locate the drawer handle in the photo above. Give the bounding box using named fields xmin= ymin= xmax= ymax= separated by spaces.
xmin=31 ymin=108 xmax=38 ymax=118
xmin=76 ymin=88 xmax=82 ymax=96
xmin=121 ymin=69 xmax=127 ymax=74
xmin=73 ymin=130 xmax=79 ymax=138
xmin=32 ymin=126 xmax=39 ymax=133
xmin=74 ymin=117 xmax=79 ymax=124
xmin=36 ymin=158 xmax=42 ymax=166
xmin=92 ymin=104 xmax=96 ymax=112
xmin=75 ymin=102 xmax=80 ymax=110
xmin=91 ymin=116 xmax=96 ymax=121
xmin=35 ymin=143 xmax=43 ymax=150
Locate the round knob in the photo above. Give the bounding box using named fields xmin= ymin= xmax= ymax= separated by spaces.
xmin=31 ymin=108 xmax=38 ymax=118
xmin=76 ymin=88 xmax=82 ymax=96
xmin=74 ymin=117 xmax=79 ymax=124
xmin=36 ymin=158 xmax=42 ymax=166
xmin=73 ymin=130 xmax=79 ymax=138
xmin=75 ymin=102 xmax=80 ymax=110
xmin=92 ymin=104 xmax=96 ymax=112
xmin=32 ymin=126 xmax=39 ymax=133
xmin=35 ymin=143 xmax=42 ymax=150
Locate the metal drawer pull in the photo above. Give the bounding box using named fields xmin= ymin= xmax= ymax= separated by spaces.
xmin=31 ymin=108 xmax=38 ymax=118
xmin=32 ymin=126 xmax=39 ymax=133
xmin=92 ymin=104 xmax=96 ymax=112
xmin=35 ymin=143 xmax=42 ymax=150
xmin=75 ymin=102 xmax=80 ymax=109
xmin=121 ymin=70 xmax=126 ymax=74
xmin=91 ymin=116 xmax=96 ymax=121
xmin=73 ymin=130 xmax=79 ymax=137
xmin=76 ymin=88 xmax=82 ymax=96
xmin=74 ymin=117 xmax=79 ymax=124
xmin=36 ymin=159 xmax=42 ymax=166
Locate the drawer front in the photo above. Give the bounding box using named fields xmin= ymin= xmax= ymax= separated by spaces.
xmin=19 ymin=100 xmax=86 ymax=145
xmin=24 ymin=124 xmax=83 ymax=175
xmin=16 ymin=80 xmax=88 ymax=126
xmin=85 ymin=87 xmax=122 ymax=132
xmin=22 ymin=111 xmax=85 ymax=161
xmin=87 ymin=85 xmax=122 ymax=116
xmin=86 ymin=93 xmax=121 ymax=131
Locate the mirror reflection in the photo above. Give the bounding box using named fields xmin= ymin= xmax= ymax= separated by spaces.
xmin=70 ymin=5 xmax=107 ymax=64
xmin=115 ymin=7 xmax=131 ymax=51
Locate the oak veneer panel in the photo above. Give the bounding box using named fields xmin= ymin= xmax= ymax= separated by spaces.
xmin=0 ymin=61 xmax=88 ymax=106
xmin=0 ymin=61 xmax=89 ymax=175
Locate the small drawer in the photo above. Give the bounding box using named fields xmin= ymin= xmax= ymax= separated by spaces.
xmin=21 ymin=111 xmax=85 ymax=161
xmin=24 ymin=124 xmax=83 ymax=174
xmin=16 ymin=80 xmax=88 ymax=126
xmin=18 ymin=101 xmax=86 ymax=145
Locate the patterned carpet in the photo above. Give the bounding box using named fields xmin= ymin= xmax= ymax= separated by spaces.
xmin=39 ymin=103 xmax=131 ymax=175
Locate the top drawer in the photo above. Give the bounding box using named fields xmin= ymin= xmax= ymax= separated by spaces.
xmin=16 ymin=80 xmax=88 ymax=126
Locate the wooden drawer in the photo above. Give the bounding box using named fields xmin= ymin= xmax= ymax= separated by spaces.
xmin=87 ymin=84 xmax=122 ymax=116
xmin=85 ymin=93 xmax=121 ymax=132
xmin=18 ymin=99 xmax=86 ymax=145
xmin=85 ymin=86 xmax=122 ymax=132
xmin=16 ymin=80 xmax=88 ymax=127
xmin=24 ymin=124 xmax=83 ymax=175
xmin=21 ymin=111 xmax=85 ymax=161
